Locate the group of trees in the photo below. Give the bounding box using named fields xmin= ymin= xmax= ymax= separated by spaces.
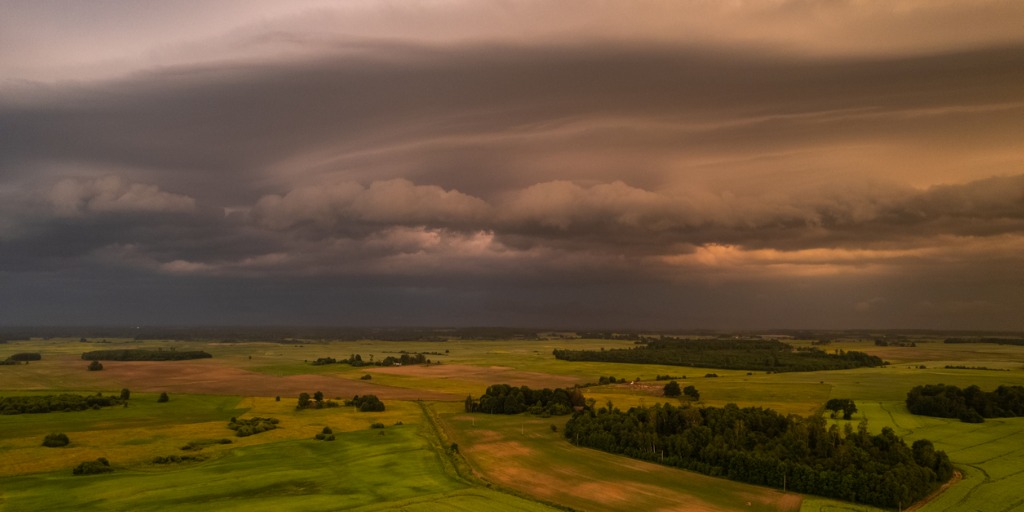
xmin=0 ymin=393 xmax=124 ymax=414
xmin=227 ymin=417 xmax=279 ymax=437
xmin=945 ymin=338 xmax=1024 ymax=346
xmin=73 ymin=457 xmax=112 ymax=475
xmin=42 ymin=432 xmax=70 ymax=447
xmin=315 ymin=426 xmax=336 ymax=441
xmin=564 ymin=402 xmax=952 ymax=509
xmin=347 ymin=395 xmax=385 ymax=412
xmin=80 ymin=349 xmax=212 ymax=361
xmin=311 ymin=352 xmax=432 ymax=367
xmin=297 ymin=391 xmax=340 ymax=410
xmin=824 ymin=399 xmax=858 ymax=420
xmin=663 ymin=381 xmax=699 ymax=400
xmin=464 ymin=384 xmax=586 ymax=416
xmin=2 ymin=352 xmax=41 ymax=365
xmin=552 ymin=339 xmax=885 ymax=373
xmin=906 ymin=384 xmax=1024 ymax=423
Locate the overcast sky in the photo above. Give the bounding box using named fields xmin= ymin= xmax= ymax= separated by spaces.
xmin=1 ymin=1 xmax=1022 ymax=330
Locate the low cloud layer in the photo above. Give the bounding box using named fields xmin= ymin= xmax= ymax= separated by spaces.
xmin=1 ymin=2 xmax=1022 ymax=329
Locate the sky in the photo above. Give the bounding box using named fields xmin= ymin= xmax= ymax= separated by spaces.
xmin=1 ymin=0 xmax=1022 ymax=330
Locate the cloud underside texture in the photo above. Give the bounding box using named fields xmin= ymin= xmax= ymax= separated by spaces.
xmin=1 ymin=42 xmax=1023 ymax=329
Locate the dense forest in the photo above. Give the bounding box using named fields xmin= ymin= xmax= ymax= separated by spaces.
xmin=564 ymin=403 xmax=951 ymax=509
xmin=906 ymin=384 xmax=1024 ymax=423
xmin=80 ymin=349 xmax=212 ymax=361
xmin=553 ymin=339 xmax=884 ymax=372
xmin=465 ymin=384 xmax=586 ymax=416
xmin=0 ymin=393 xmax=124 ymax=414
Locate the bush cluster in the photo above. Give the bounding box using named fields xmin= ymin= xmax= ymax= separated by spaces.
xmin=72 ymin=458 xmax=112 ymax=476
xmin=227 ymin=417 xmax=279 ymax=437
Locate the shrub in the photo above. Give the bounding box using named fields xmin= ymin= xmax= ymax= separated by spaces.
xmin=360 ymin=373 xmax=372 ymax=380
xmin=42 ymin=432 xmax=70 ymax=447
xmin=157 ymin=392 xmax=169 ymax=402
xmin=663 ymin=380 xmax=682 ymax=397
xmin=370 ymin=422 xmax=385 ymax=429
xmin=87 ymin=360 xmax=103 ymax=371
xmin=72 ymin=458 xmax=112 ymax=476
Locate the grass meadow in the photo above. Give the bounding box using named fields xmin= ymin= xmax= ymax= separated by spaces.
xmin=2 ymin=336 xmax=1024 ymax=511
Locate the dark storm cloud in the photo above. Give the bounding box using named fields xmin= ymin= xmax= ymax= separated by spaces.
xmin=1 ymin=30 xmax=1022 ymax=329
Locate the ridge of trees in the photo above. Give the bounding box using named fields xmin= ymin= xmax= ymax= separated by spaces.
xmin=0 ymin=393 xmax=124 ymax=414
xmin=81 ymin=349 xmax=212 ymax=361
xmin=311 ymin=352 xmax=431 ymax=367
xmin=553 ymin=339 xmax=884 ymax=372
xmin=464 ymin=384 xmax=586 ymax=416
xmin=564 ymin=402 xmax=952 ymax=509
xmin=906 ymin=384 xmax=1024 ymax=423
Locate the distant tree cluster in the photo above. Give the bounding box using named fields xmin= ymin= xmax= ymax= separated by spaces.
xmin=824 ymin=398 xmax=858 ymax=420
xmin=0 ymin=393 xmax=123 ymax=414
xmin=42 ymin=432 xmax=70 ymax=447
xmin=564 ymin=403 xmax=952 ymax=509
xmin=315 ymin=426 xmax=336 ymax=441
xmin=464 ymin=384 xmax=585 ymax=416
xmin=227 ymin=417 xmax=279 ymax=437
xmin=346 ymin=395 xmax=385 ymax=412
xmin=311 ymin=352 xmax=431 ymax=367
xmin=6 ymin=352 xmax=41 ymax=362
xmin=152 ymin=454 xmax=205 ymax=464
xmin=81 ymin=349 xmax=212 ymax=361
xmin=297 ymin=391 xmax=340 ymax=410
xmin=945 ymin=338 xmax=1024 ymax=346
xmin=552 ymin=339 xmax=884 ymax=373
xmin=73 ymin=458 xmax=112 ymax=475
xmin=906 ymin=384 xmax=1024 ymax=423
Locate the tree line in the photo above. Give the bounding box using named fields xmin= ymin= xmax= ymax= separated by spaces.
xmin=81 ymin=349 xmax=212 ymax=361
xmin=563 ymin=402 xmax=952 ymax=509
xmin=552 ymin=339 xmax=884 ymax=372
xmin=906 ymin=383 xmax=1024 ymax=423
xmin=0 ymin=393 xmax=124 ymax=414
xmin=464 ymin=384 xmax=585 ymax=416
xmin=311 ymin=352 xmax=431 ymax=367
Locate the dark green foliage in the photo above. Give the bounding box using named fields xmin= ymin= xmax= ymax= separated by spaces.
xmin=464 ymin=384 xmax=585 ymax=416
xmin=663 ymin=381 xmax=682 ymax=397
xmin=80 ymin=349 xmax=212 ymax=361
xmin=42 ymin=432 xmax=70 ymax=447
xmin=72 ymin=458 xmax=112 ymax=475
xmin=119 ymin=388 xmax=130 ymax=400
xmin=152 ymin=454 xmax=205 ymax=464
xmin=0 ymin=393 xmax=123 ymax=414
xmin=157 ymin=392 xmax=169 ymax=403
xmin=824 ymin=398 xmax=858 ymax=420
xmin=297 ymin=391 xmax=340 ymax=410
xmin=87 ymin=360 xmax=103 ymax=371
xmin=906 ymin=384 xmax=1024 ymax=422
xmin=312 ymin=352 xmax=430 ymax=367
xmin=360 ymin=373 xmax=372 ymax=380
xmin=315 ymin=426 xmax=335 ymax=441
xmin=683 ymin=385 xmax=700 ymax=401
xmin=597 ymin=376 xmax=619 ymax=385
xmin=7 ymin=352 xmax=41 ymax=361
xmin=564 ymin=403 xmax=952 ymax=509
xmin=180 ymin=438 xmax=232 ymax=451
xmin=227 ymin=417 xmax=279 ymax=437
xmin=449 ymin=443 xmax=459 ymax=453
xmin=370 ymin=422 xmax=386 ymax=429
xmin=945 ymin=337 xmax=1024 ymax=346
xmin=553 ymin=339 xmax=884 ymax=372
xmin=347 ymin=395 xmax=385 ymax=412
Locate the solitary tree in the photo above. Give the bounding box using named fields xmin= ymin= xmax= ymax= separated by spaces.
xmin=87 ymin=360 xmax=103 ymax=371
xmin=119 ymin=388 xmax=130 ymax=400
xmin=297 ymin=392 xmax=311 ymax=409
xmin=157 ymin=392 xmax=169 ymax=403
xmin=663 ymin=380 xmax=682 ymax=397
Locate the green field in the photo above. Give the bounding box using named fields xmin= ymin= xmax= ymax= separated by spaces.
xmin=2 ymin=336 xmax=1024 ymax=511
